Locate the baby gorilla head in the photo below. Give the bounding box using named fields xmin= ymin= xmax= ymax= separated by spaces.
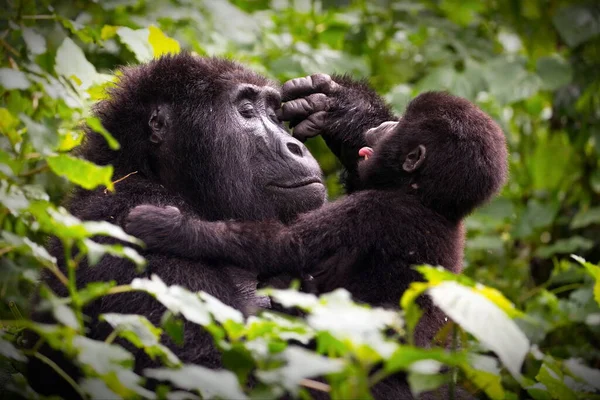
xmin=358 ymin=91 xmax=508 ymax=221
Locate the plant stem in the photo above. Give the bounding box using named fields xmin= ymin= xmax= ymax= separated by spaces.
xmin=33 ymin=352 xmax=87 ymax=399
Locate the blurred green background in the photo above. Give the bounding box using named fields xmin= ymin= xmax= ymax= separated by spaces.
xmin=1 ymin=0 xmax=599 ymax=392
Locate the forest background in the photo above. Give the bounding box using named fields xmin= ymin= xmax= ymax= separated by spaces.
xmin=0 ymin=0 xmax=599 ymax=399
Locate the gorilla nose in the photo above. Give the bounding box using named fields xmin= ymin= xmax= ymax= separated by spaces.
xmin=286 ymin=142 xmax=304 ymax=157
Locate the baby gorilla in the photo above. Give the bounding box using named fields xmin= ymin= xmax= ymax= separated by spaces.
xmin=126 ymin=92 xmax=508 ymax=343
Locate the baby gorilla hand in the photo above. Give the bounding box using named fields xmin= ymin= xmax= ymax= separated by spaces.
xmin=125 ymin=205 xmax=184 ymax=251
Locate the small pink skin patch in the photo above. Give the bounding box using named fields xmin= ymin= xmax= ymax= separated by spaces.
xmin=358 ymin=147 xmax=374 ymax=159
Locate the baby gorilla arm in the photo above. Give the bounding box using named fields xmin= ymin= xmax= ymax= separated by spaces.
xmin=125 ymin=205 xmax=303 ymax=277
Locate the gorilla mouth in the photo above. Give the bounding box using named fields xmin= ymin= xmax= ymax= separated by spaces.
xmin=270 ymin=178 xmax=323 ymax=189
xmin=358 ymin=147 xmax=374 ymax=160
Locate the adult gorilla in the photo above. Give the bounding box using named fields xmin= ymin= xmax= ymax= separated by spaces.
xmin=27 ymin=53 xmax=399 ymax=398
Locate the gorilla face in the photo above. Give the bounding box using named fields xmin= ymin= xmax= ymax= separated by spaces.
xmin=135 ymin=57 xmax=326 ymax=223
xmin=229 ymin=83 xmax=326 ymax=221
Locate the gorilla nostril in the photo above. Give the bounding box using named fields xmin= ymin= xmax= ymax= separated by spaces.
xmin=286 ymin=142 xmax=304 ymax=157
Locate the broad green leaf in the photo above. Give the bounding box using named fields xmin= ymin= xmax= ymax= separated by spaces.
xmin=86 ymin=117 xmax=120 ymax=150
xmin=100 ymin=25 xmax=119 ymax=41
xmin=473 ymin=285 xmax=523 ymax=318
xmin=0 ymin=108 xmax=21 ymax=145
xmin=117 ymin=27 xmax=153 ymax=63
xmin=570 ymin=207 xmax=600 ymax=229
xmin=306 ymin=289 xmax=401 ymax=358
xmin=55 ymin=38 xmax=110 ymax=90
xmin=21 ymin=115 xmax=58 ymax=155
xmin=77 ymin=281 xmax=117 ymax=305
xmin=148 ymin=26 xmax=181 ymax=57
xmin=22 ymin=28 xmax=46 ymax=55
xmin=461 ymin=358 xmax=505 ymax=400
xmin=536 ymin=55 xmax=573 ymax=91
xmin=535 ymin=237 xmax=594 ymax=259
xmin=535 ymin=360 xmax=577 ymax=400
xmin=101 ymin=313 xmax=180 ymax=366
xmin=0 ymin=68 xmax=30 ymax=90
xmin=1 ymin=231 xmax=56 ymax=266
xmin=82 ymin=239 xmax=146 ymax=270
xmin=80 ymin=378 xmax=119 ymax=400
xmin=199 ymin=292 xmax=244 ymax=324
xmin=564 ymin=358 xmax=600 ymax=391
xmin=256 ymin=346 xmax=344 ymax=394
xmin=47 ymin=154 xmax=114 ymax=191
xmin=385 ymin=346 xmax=465 ymax=374
xmin=0 ymin=338 xmax=26 ymax=362
xmin=0 ymin=181 xmax=29 ymax=213
xmin=407 ymin=372 xmax=448 ymax=397
xmin=131 ymin=275 xmax=211 ymax=326
xmin=73 ymin=336 xmax=134 ymax=374
xmin=571 ymin=256 xmax=600 ymax=306
xmin=428 ymin=282 xmax=529 ymax=377
xmin=400 ymin=281 xmax=429 ymax=340
xmin=260 ymin=288 xmax=319 ymax=310
xmin=145 ymin=365 xmax=247 ymax=400
xmin=553 ymin=5 xmax=600 ymax=47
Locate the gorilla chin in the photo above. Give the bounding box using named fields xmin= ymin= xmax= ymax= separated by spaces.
xmin=268 ymin=180 xmax=327 ymax=220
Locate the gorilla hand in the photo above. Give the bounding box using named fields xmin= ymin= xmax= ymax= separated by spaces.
xmin=126 ymin=205 xmax=184 ymax=251
xmin=278 ymin=73 xmax=396 ymax=172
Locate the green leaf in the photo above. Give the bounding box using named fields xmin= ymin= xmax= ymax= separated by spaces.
xmin=571 ymin=256 xmax=600 ymax=306
xmin=55 ymin=38 xmax=110 ymax=90
xmin=564 ymin=358 xmax=600 ymax=391
xmin=385 ymin=346 xmax=465 ymax=374
xmin=47 ymin=154 xmax=114 ymax=191
xmin=260 ymin=288 xmax=319 ymax=310
xmin=148 ymin=25 xmax=181 ymax=57
xmin=198 ymin=292 xmax=244 ymax=324
xmin=0 ymin=181 xmax=30 ymax=214
xmin=536 ymin=55 xmax=573 ymax=91
xmin=101 ymin=313 xmax=181 ymax=366
xmin=0 ymin=108 xmax=21 ymax=145
xmin=570 ymin=207 xmax=600 ymax=229
xmin=78 ymin=281 xmax=117 ymax=305
xmin=145 ymin=365 xmax=248 ymax=400
xmin=22 ymin=28 xmax=47 ymax=55
xmin=428 ymin=282 xmax=530 ymax=377
xmin=86 ymin=117 xmax=120 ymax=150
xmin=82 ymin=239 xmax=146 ymax=270
xmin=0 ymin=338 xmax=26 ymax=362
xmin=256 ymin=346 xmax=344 ymax=395
xmin=20 ymin=115 xmax=58 ymax=155
xmin=535 ymin=237 xmax=594 ymax=259
xmin=553 ymin=5 xmax=600 ymax=47
xmin=535 ymin=360 xmax=577 ymax=400
xmin=0 ymin=68 xmax=30 ymax=90
xmin=73 ymin=336 xmax=134 ymax=374
xmin=306 ymin=289 xmax=401 ymax=358
xmin=117 ymin=27 xmax=153 ymax=63
xmin=1 ymin=231 xmax=56 ymax=266
xmin=407 ymin=372 xmax=448 ymax=397
xmin=131 ymin=275 xmax=212 ymax=326
xmin=461 ymin=355 xmax=505 ymax=400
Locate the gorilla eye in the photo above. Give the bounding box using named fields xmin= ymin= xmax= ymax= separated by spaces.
xmin=268 ymin=110 xmax=281 ymax=125
xmin=239 ymin=103 xmax=255 ymax=118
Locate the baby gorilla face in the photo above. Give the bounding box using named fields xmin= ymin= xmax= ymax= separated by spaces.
xmin=359 ymin=120 xmax=400 ymax=161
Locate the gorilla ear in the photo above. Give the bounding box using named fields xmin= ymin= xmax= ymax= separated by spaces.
xmin=149 ymin=106 xmax=168 ymax=144
xmin=403 ymin=145 xmax=426 ymax=173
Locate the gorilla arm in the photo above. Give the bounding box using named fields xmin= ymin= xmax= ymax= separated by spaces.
xmin=125 ymin=194 xmax=376 ymax=280
xmin=278 ymin=74 xmax=398 ymax=192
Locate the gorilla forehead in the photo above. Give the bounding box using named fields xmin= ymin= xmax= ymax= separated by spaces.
xmin=109 ymin=53 xmax=276 ymax=105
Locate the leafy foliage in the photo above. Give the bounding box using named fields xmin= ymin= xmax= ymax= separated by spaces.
xmin=0 ymin=0 xmax=599 ymax=399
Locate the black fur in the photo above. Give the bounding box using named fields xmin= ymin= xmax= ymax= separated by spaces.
xmin=26 ymin=53 xmax=329 ymax=398
xmin=126 ymin=91 xmax=509 ymax=399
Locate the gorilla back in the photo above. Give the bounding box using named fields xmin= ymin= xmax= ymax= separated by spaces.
xmin=27 ymin=53 xmax=326 ymax=397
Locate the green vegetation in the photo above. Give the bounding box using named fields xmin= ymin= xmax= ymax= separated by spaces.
xmin=1 ymin=0 xmax=599 ymax=399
